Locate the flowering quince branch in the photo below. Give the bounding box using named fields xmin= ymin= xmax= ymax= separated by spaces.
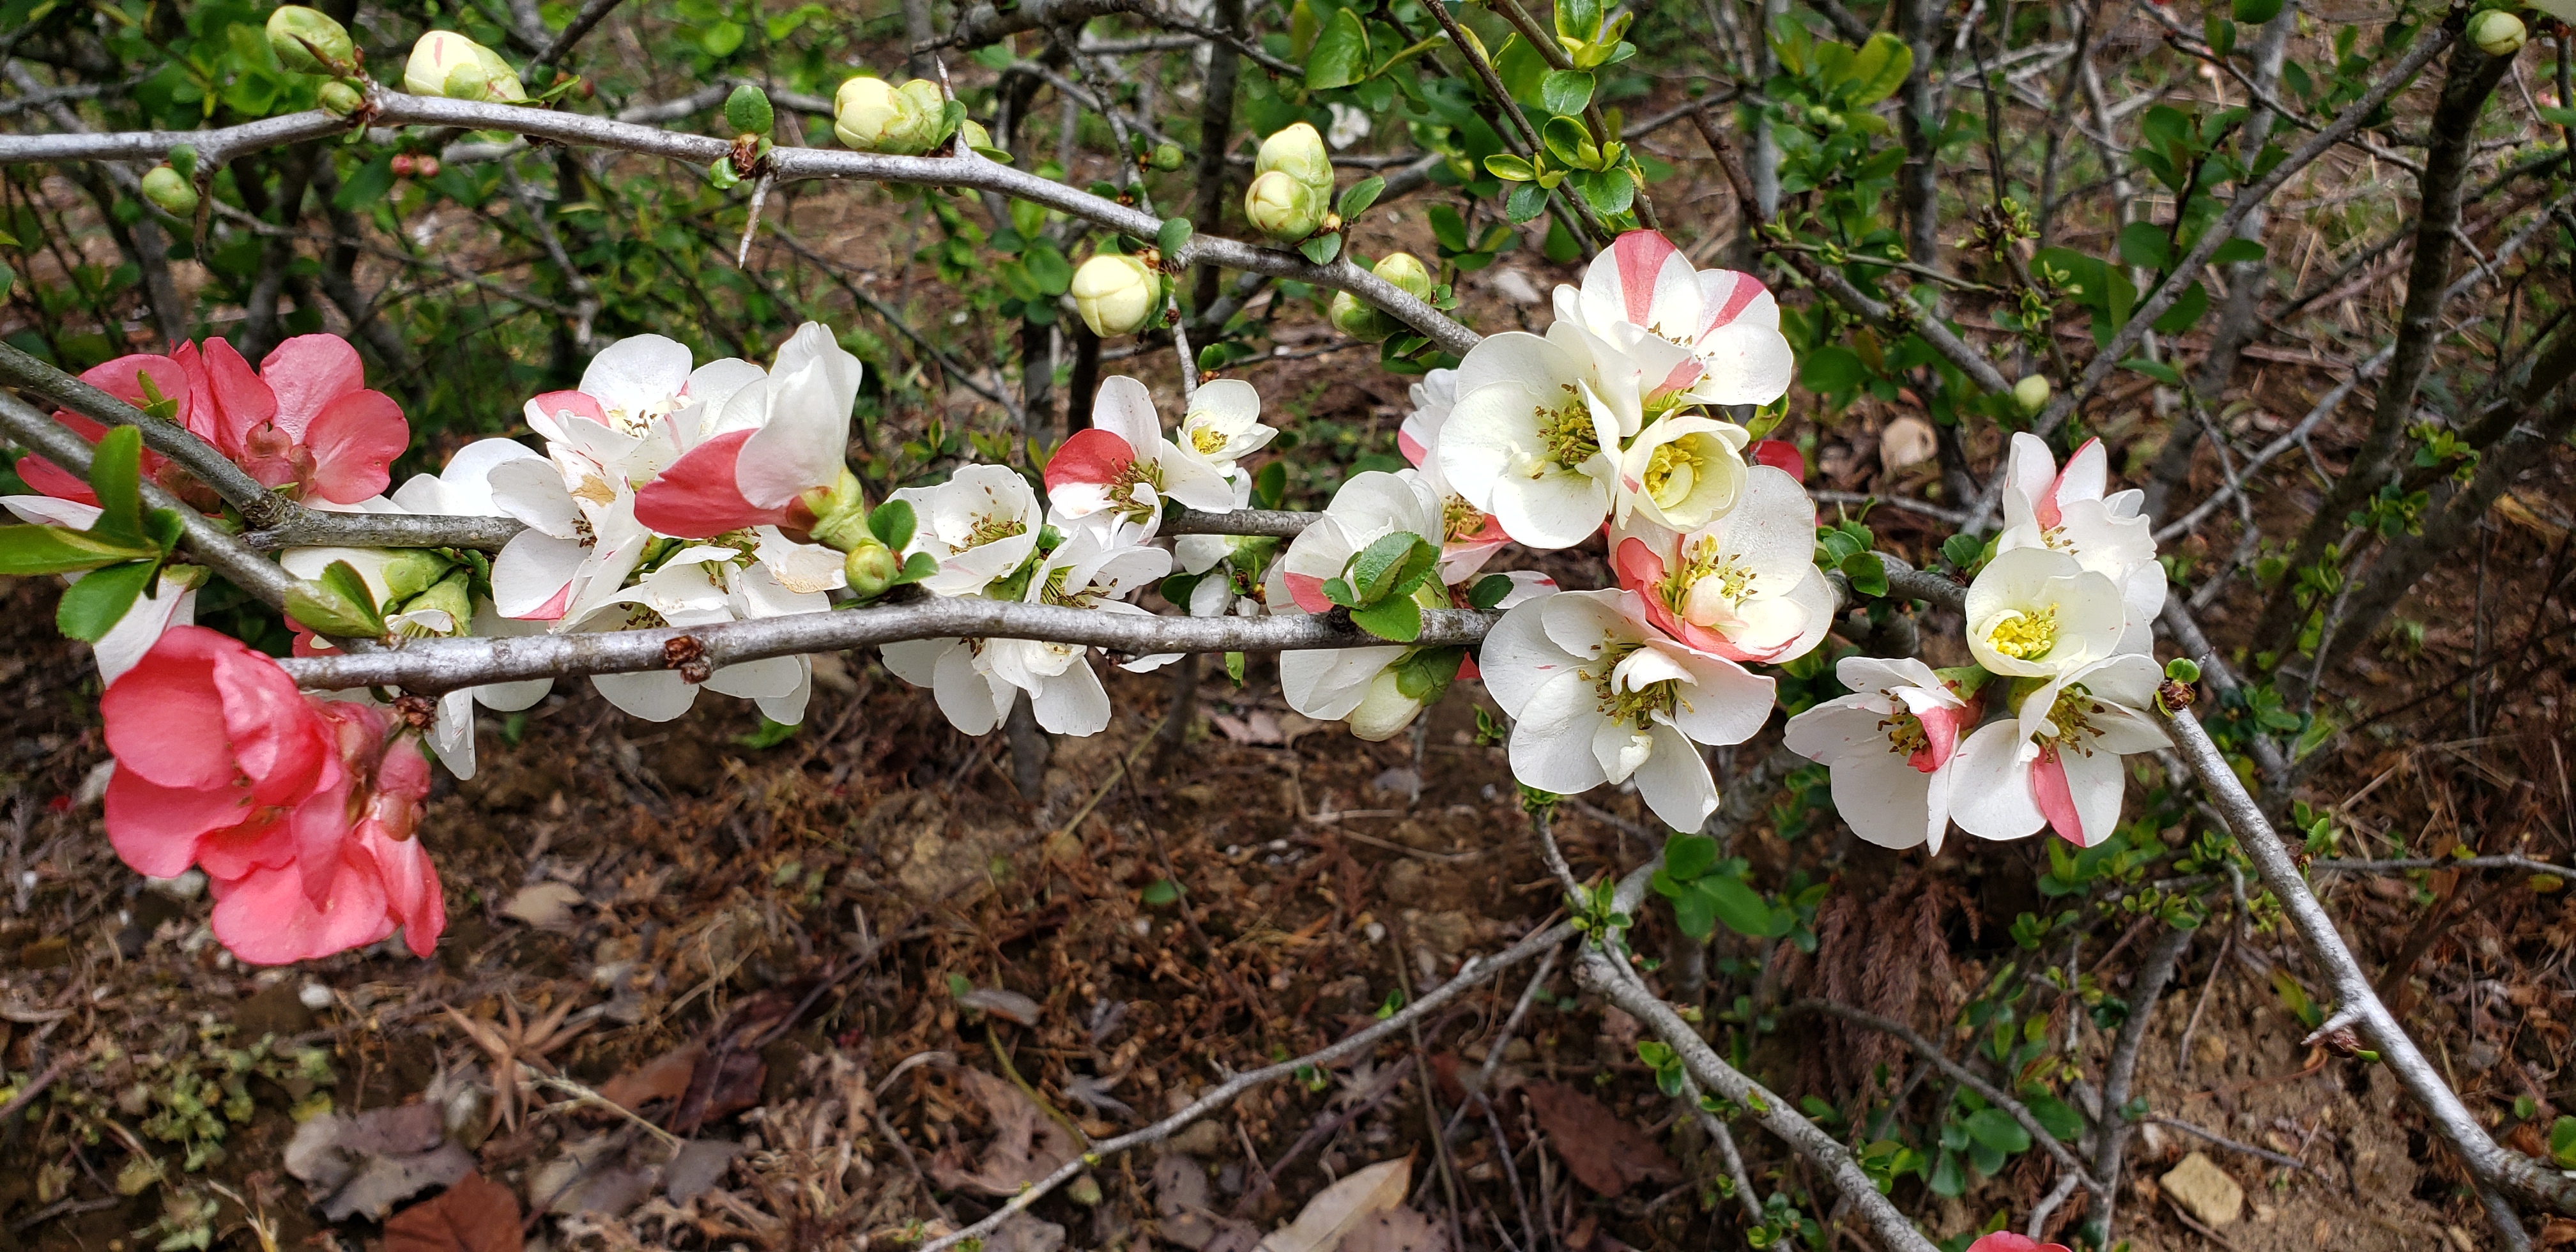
xmin=2160 ymin=701 xmax=2576 ymax=1231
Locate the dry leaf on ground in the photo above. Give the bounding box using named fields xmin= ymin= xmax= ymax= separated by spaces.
xmin=1520 ymin=1081 xmax=1680 ymax=1196
xmin=1878 ymin=416 xmax=1939 ymax=475
xmin=383 ymin=1172 xmax=523 ymax=1252
xmin=1338 ymin=1208 xmax=1447 ymax=1252
xmin=283 ymin=1103 xmax=477 ymax=1221
xmin=597 ymin=1041 xmax=705 ymax=1114
xmin=500 ymin=882 xmax=585 ymax=929
xmin=925 ymin=1068 xmax=1078 ymax=1196
xmin=957 ymin=986 xmax=1045 ymax=1025
xmin=1254 ymin=1156 xmax=1411 ymax=1252
xmin=1154 ymin=1152 xmax=1257 ymax=1251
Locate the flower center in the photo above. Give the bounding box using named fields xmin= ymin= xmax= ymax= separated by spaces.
xmin=1537 ymin=388 xmax=1600 ymax=470
xmin=1661 ymin=535 xmax=1753 ymax=618
xmin=1039 ymin=565 xmax=1097 ymax=609
xmin=1190 ymin=426 xmax=1228 ymax=455
xmin=1985 ymin=607 xmax=2058 ymax=660
xmin=1879 ymin=708 xmax=1929 ymax=758
xmin=965 ymin=512 xmax=1027 ymax=549
xmin=1642 ymin=439 xmax=1705 ymax=510
xmin=1442 ymin=495 xmax=1486 ymax=544
xmin=1591 ymin=644 xmax=1679 ymax=728
xmin=1110 ymin=457 xmax=1165 ymax=520
xmin=2041 ymin=683 xmax=2104 ymax=749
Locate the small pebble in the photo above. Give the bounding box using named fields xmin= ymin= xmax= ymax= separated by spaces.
xmin=298 ymin=983 xmax=334 ymax=1011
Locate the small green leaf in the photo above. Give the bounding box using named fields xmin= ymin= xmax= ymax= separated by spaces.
xmin=2023 ymin=1094 xmax=2085 ymax=1141
xmin=1299 ymin=233 xmax=1342 ymax=265
xmin=1336 ymin=175 xmax=1385 ymax=222
xmin=1503 ymin=181 xmax=1551 ymax=223
xmin=2120 ymin=357 xmax=2184 ymax=385
xmin=1483 ymin=153 xmax=1538 ymax=182
xmin=1538 ymin=70 xmax=1595 ymax=117
xmin=724 ymin=84 xmax=774 ymax=135
xmin=1843 ymin=32 xmax=1914 ymax=107
xmin=1348 ymin=532 xmax=1422 ymax=603
xmin=1964 ymin=1107 xmax=2032 ymax=1154
xmin=56 ymin=560 xmax=158 ymax=643
xmin=1307 ymin=8 xmax=1370 ymax=89
xmin=868 ymin=499 xmax=917 ymax=551
xmin=1699 ymin=875 xmax=1780 ymax=938
xmin=1469 ymin=574 xmax=1514 ymax=610
xmin=86 ymin=425 xmax=146 ymax=544
xmin=287 ymin=559 xmax=386 ymax=637
xmin=0 ymin=524 xmax=160 ymax=576
xmin=1662 ymin=834 xmax=1719 ymax=881
xmin=1140 ymin=879 xmax=1181 ymax=906
xmin=2211 ymin=237 xmax=2267 ymax=266
xmin=889 ymin=551 xmax=940 ymax=586
xmin=2152 ymin=280 xmax=2210 ymax=335
xmin=1157 ymin=217 xmax=1193 ymax=258
xmin=1839 ymin=550 xmax=1889 ymax=597
xmin=2116 ymin=222 xmax=2174 ymax=271
xmin=1347 ymin=595 xmax=1423 ymax=642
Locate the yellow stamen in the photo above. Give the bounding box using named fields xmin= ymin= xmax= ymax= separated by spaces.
xmin=1985 ymin=607 xmax=2059 ymax=660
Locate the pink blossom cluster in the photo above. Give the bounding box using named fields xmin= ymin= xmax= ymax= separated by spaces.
xmin=102 ymin=626 xmax=442 ymax=965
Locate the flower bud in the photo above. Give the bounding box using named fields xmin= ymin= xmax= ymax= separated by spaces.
xmin=404 ymin=31 xmax=525 ymax=102
xmin=391 ymin=153 xmax=417 ymax=177
xmin=406 ymin=570 xmax=473 ymax=634
xmin=1243 ymin=169 xmax=1324 ymax=241
xmin=2469 ymin=10 xmax=2525 ymax=56
xmin=834 ymin=76 xmax=944 ymax=155
xmin=1330 ymin=252 xmax=1432 ymax=342
xmin=1149 ymin=142 xmax=1185 ymax=171
xmin=2012 ymin=374 xmax=2051 ymax=416
xmin=1373 ymin=251 xmax=1432 ymax=302
xmin=316 ymin=80 xmax=364 ymax=116
xmin=802 ymin=470 xmax=873 ymax=552
xmin=141 ymin=166 xmax=199 ymax=217
xmin=1253 ymin=122 xmax=1333 ymax=194
xmin=267 ymin=6 xmax=358 ymax=76
xmin=1071 ymin=252 xmax=1163 ymax=337
xmin=844 ymin=539 xmax=901 ymax=599
xmin=414 ymin=155 xmax=440 ymax=179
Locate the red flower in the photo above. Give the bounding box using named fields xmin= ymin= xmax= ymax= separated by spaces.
xmin=20 ymin=335 xmax=406 ymax=508
xmin=1966 ymin=1233 xmax=2071 ymax=1252
xmin=101 ymin=627 xmax=445 ymax=964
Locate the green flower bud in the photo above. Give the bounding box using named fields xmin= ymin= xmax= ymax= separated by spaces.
xmin=1070 ymin=252 xmax=1163 ymax=338
xmin=1253 ymin=122 xmax=1332 ymax=195
xmin=844 ymin=539 xmax=901 ymax=599
xmin=141 ymin=166 xmax=199 ymax=217
xmin=1149 ymin=142 xmax=1185 ymax=171
xmin=1373 ymin=251 xmax=1432 ymax=301
xmin=266 ymin=6 xmax=358 ymax=77
xmin=2013 ymin=374 xmax=2051 ymax=416
xmin=316 ymin=80 xmax=364 ymax=116
xmin=834 ymin=76 xmax=945 ymax=155
xmin=404 ymin=31 xmax=525 ymax=102
xmin=725 ymin=84 xmax=774 ymax=137
xmin=1243 ymin=169 xmax=1324 ymax=241
xmin=379 ymin=549 xmax=455 ymax=605
xmin=1330 ymin=252 xmax=1433 ymax=342
xmin=803 ymin=470 xmax=874 ymax=552
xmin=2469 ymin=10 xmax=2525 ymax=56
xmin=406 ymin=570 xmax=473 ymax=634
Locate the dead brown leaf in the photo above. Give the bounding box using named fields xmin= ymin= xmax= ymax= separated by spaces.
xmin=384 ymin=1172 xmax=524 ymax=1252
xmin=1254 ymin=1156 xmax=1411 ymax=1252
xmin=597 ymin=1042 xmax=705 ymax=1115
xmin=283 ymin=1103 xmax=477 ymax=1222
xmin=1520 ymin=1081 xmax=1679 ymax=1196
xmin=1337 ymin=1208 xmax=1447 ymax=1252
xmin=926 ymin=1069 xmax=1078 ymax=1197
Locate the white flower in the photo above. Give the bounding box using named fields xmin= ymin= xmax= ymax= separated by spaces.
xmin=1949 ymin=654 xmax=2170 ymax=847
xmin=1478 ymin=590 xmax=1774 ymax=830
xmin=1995 ymin=433 xmax=2165 ymax=653
xmin=1043 ymin=376 xmax=1236 ymax=537
xmin=569 ymin=542 xmax=824 ymax=724
xmin=1324 ymin=102 xmax=1372 ymax=149
xmin=1610 ymin=465 xmax=1832 ymax=664
xmin=891 ymin=464 xmax=1045 ymax=597
xmin=1176 ymin=478 xmax=1275 ymax=618
xmin=486 ymin=449 xmax=653 ymax=624
xmin=882 ymin=519 xmax=1172 ymax=738
xmin=1435 ymin=330 xmax=1640 ymax=549
xmin=1782 ymin=657 xmax=1976 ymax=852
xmin=1172 ymin=379 xmax=1276 ymax=480
xmin=1613 ymin=412 xmax=1751 ymax=531
xmin=1550 ymin=229 xmax=1794 ymax=408
xmin=1398 ymin=369 xmax=1511 ymax=584
xmin=1264 ymin=469 xmax=1445 ymax=614
xmin=1962 ymin=546 xmax=2129 ymax=680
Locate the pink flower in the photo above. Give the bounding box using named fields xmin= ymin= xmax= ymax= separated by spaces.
xmin=1966 ymin=1235 xmax=2071 ymax=1252
xmin=1042 ymin=376 xmax=1235 ymax=534
xmin=18 ymin=336 xmax=406 ymax=507
xmin=100 ymin=627 xmax=445 ymax=965
xmin=634 ymin=323 xmax=863 ymax=538
xmin=1748 ymin=438 xmax=1805 ymax=480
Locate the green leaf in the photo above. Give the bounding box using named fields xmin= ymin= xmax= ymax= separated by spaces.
xmin=1571 ymin=168 xmax=1634 ymax=216
xmin=1700 ymin=875 xmax=1781 ymax=938
xmin=700 ymin=19 xmax=746 ymax=56
xmin=1348 ymin=532 xmax=1425 ymax=603
xmin=1469 ymin=574 xmax=1514 ymax=611
xmin=1307 ymin=8 xmax=1370 ymax=90
xmin=2116 ymin=222 xmax=2174 ymax=271
xmin=890 ymin=551 xmax=940 ymax=586
xmin=1666 ymin=886 xmax=1719 ymax=942
xmin=1503 ymin=181 xmax=1551 ymax=223
xmin=2541 ymin=106 xmax=2576 ymax=129
xmin=2023 ymin=1094 xmax=2085 ymax=1141
xmin=1556 ymin=0 xmax=1602 ymax=42
xmin=1426 ymin=203 xmax=1471 ymax=252
xmin=1157 ymin=217 xmax=1193 ymax=258
xmin=868 ymin=499 xmax=917 ymax=551
xmin=1843 ymin=33 xmax=1915 ymax=107
xmin=1253 ymin=461 xmax=1287 ymax=510
xmin=86 ymin=425 xmax=146 ymax=544
xmin=1839 ymin=550 xmax=1889 ymax=597
xmin=2211 ymin=237 xmax=2267 ymax=266
xmin=287 ymin=560 xmax=386 ymax=637
xmin=2120 ymin=357 xmax=2183 ymax=386
xmin=1347 ymin=595 xmax=1423 ymax=642
xmin=1483 ymin=153 xmax=1538 ymax=183
xmin=1663 ymin=834 xmax=1719 ymax=881
xmin=1336 ymin=175 xmax=1385 ymax=222
xmin=724 ymin=84 xmax=774 ymax=135
xmin=2152 ymin=280 xmax=2209 ymax=335
xmin=1299 ymin=233 xmax=1342 ymax=265
xmin=1963 ymin=1107 xmax=2031 ymax=1154
xmin=57 ymin=560 xmax=159 ymax=643
xmin=0 ymin=524 xmax=159 ymax=575
xmin=1140 ymin=879 xmax=1181 ymax=906
xmin=1538 ymin=70 xmax=1595 ymax=116
xmin=1023 ymin=243 xmax=1074 ymax=296
xmin=2551 ymin=1117 xmax=2576 ymax=1169
xmin=1541 ymin=115 xmax=1595 ymax=168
